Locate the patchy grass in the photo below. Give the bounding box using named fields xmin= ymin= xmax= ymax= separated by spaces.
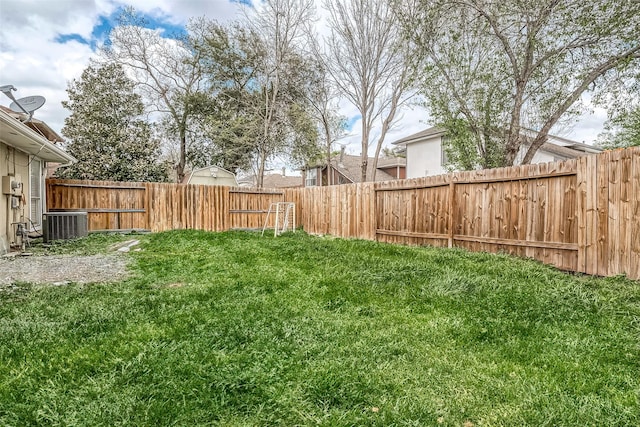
xmin=1 ymin=230 xmax=638 ymax=426
xmin=26 ymin=232 xmax=144 ymax=256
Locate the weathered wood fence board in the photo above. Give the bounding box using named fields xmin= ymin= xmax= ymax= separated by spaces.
xmin=46 ymin=180 xmax=283 ymax=233
xmin=46 ymin=147 xmax=639 ymax=279
xmin=46 ymin=180 xmax=147 ymax=231
xmin=229 ymin=189 xmax=286 ymax=229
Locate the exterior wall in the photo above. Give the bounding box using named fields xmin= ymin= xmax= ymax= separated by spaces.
xmin=0 ymin=142 xmax=31 ymax=254
xmin=378 ymin=166 xmax=406 ymax=179
xmin=407 ymin=136 xmax=563 ymax=179
xmin=189 ymin=169 xmax=237 ymax=187
xmin=406 ymin=135 xmax=447 ymax=178
xmin=531 ymin=150 xmax=556 ymax=164
xmin=514 ymin=145 xmax=556 ymax=165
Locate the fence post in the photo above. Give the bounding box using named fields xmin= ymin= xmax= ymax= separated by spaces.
xmin=144 ymin=183 xmax=151 ymax=232
xmin=448 ymin=179 xmax=456 ymax=248
xmin=370 ymin=183 xmax=377 ymax=241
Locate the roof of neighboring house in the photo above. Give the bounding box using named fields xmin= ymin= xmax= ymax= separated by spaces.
xmin=0 ymin=108 xmax=74 ymax=164
xmin=308 ymin=153 xmax=399 ymax=183
xmin=539 ymin=142 xmax=595 ymax=159
xmin=391 ymin=126 xmax=445 ymax=146
xmin=238 ymin=173 xmax=303 ymax=188
xmin=560 ymin=141 xmax=602 ymax=154
xmin=377 ymin=156 xmax=406 ymax=168
xmin=262 ymin=173 xmax=302 ymax=188
xmin=391 ymin=126 xmax=602 ymax=159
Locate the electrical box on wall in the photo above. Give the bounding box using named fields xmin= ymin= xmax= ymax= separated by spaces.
xmin=2 ymin=175 xmax=22 ymax=195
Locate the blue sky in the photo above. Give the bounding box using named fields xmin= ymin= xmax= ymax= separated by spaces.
xmin=54 ymin=7 xmax=189 ymax=50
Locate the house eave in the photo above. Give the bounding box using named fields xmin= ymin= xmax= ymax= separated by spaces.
xmin=391 ymin=128 xmax=446 ymax=146
xmin=0 ymin=110 xmax=75 ymax=164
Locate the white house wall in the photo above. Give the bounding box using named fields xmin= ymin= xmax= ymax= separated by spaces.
xmin=514 ymin=145 xmax=556 ymax=165
xmin=407 ymin=135 xmax=562 ymax=179
xmin=406 ymin=135 xmax=448 ymax=178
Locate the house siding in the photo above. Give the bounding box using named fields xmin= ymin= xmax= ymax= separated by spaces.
xmin=406 ymin=135 xmax=448 ymax=178
xmin=188 ymin=168 xmax=237 ymax=187
xmin=406 ymin=134 xmax=575 ymax=179
xmin=0 ymin=142 xmax=31 ymax=254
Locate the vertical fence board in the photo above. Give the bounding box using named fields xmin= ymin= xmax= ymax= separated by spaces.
xmin=607 ymin=150 xmax=621 ymax=275
xmin=596 ymin=152 xmax=610 ymax=276
xmin=618 ymin=149 xmax=632 ymax=275
xmin=631 ymin=148 xmax=640 ymax=280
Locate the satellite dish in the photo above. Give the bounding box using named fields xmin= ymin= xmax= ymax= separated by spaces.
xmin=10 ymin=95 xmax=46 ymax=114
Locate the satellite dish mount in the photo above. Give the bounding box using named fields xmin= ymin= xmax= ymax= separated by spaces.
xmin=0 ymin=85 xmax=46 ymax=122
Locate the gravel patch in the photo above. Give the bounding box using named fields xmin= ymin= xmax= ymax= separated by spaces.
xmin=0 ymin=254 xmax=130 ymax=286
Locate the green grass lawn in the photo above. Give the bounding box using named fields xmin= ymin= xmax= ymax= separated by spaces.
xmin=1 ymin=230 xmax=638 ymax=426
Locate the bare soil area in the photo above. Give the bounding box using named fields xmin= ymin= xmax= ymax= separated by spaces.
xmin=0 ymin=254 xmax=130 ymax=287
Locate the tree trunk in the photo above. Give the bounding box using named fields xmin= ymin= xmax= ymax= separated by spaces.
xmin=177 ymin=128 xmax=186 ymax=183
xmin=371 ymin=72 xmax=405 ymax=181
xmin=325 ymin=118 xmax=333 ymax=185
xmin=360 ymin=117 xmax=369 ymax=182
xmin=257 ymin=151 xmax=267 ymax=188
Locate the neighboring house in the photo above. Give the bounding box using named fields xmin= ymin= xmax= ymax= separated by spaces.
xmin=1 ymin=107 xmax=75 ymax=254
xmin=184 ymin=165 xmax=238 ymax=187
xmin=391 ymin=126 xmax=602 ymax=179
xmin=238 ymin=168 xmax=303 ymax=189
xmin=302 ymin=147 xmax=406 ymax=186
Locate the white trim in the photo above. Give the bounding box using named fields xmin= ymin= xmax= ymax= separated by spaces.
xmin=0 ymin=110 xmax=75 ymax=164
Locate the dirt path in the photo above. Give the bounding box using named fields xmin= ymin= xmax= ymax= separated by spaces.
xmin=0 ymin=254 xmax=130 ymax=286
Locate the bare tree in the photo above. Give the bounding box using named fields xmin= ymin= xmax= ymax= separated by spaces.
xmin=244 ymin=0 xmax=316 ymax=187
xmin=103 ymin=9 xmax=205 ymax=182
xmin=324 ymin=0 xmax=413 ymax=182
xmin=298 ymin=51 xmax=347 ymax=181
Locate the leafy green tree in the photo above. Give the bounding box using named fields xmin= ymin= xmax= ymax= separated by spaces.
xmin=57 ymin=63 xmax=168 ymax=182
xmin=598 ymin=108 xmax=640 ymax=149
xmin=396 ymin=0 xmax=640 ymax=168
xmin=187 ymin=20 xmax=262 ymax=174
xmin=243 ymin=0 xmax=318 ymax=186
xmin=191 ymin=8 xmax=322 ymax=186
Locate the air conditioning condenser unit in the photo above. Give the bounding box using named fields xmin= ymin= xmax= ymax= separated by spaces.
xmin=43 ymin=212 xmax=88 ymax=242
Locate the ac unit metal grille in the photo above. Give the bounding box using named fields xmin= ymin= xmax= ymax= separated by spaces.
xmin=43 ymin=212 xmax=88 ymax=242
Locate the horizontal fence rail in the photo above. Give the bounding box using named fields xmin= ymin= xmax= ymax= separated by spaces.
xmin=47 ymin=146 xmax=639 ymax=280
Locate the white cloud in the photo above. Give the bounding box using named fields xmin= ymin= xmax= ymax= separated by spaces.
xmin=0 ymin=0 xmax=243 ymax=135
xmin=114 ymin=0 xmax=243 ymax=24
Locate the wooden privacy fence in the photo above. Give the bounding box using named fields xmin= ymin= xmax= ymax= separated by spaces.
xmin=46 ymin=147 xmax=639 ymax=279
xmin=46 ymin=180 xmax=287 ymax=232
xmin=294 ymin=147 xmax=640 ymax=280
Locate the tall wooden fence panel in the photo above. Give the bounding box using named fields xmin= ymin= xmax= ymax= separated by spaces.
xmin=377 ymin=159 xmax=579 ymax=272
xmin=578 ymin=148 xmax=640 ymax=279
xmin=46 ymin=180 xmax=292 ymax=233
xmin=145 ymin=183 xmax=229 ymax=232
xmin=46 ymin=179 xmax=147 ymax=231
xmin=375 ymin=174 xmax=451 ymax=248
xmin=229 ymin=188 xmax=285 ymax=229
xmin=293 ymin=183 xmax=376 ymax=240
